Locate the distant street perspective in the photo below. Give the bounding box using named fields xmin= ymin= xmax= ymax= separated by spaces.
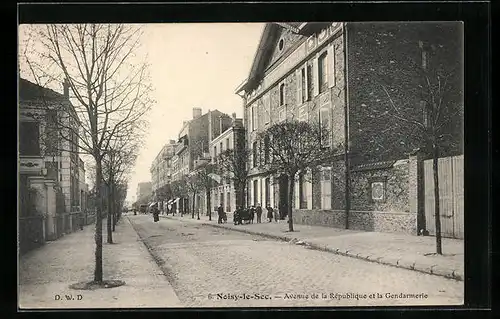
xmin=18 ymin=20 xmax=465 ymax=309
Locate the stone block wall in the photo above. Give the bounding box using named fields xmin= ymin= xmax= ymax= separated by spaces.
xmin=292 ymin=209 xmax=345 ymax=228
xmin=291 ymin=156 xmax=418 ymax=235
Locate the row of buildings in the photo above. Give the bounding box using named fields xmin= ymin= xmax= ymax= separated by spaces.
xmin=19 ymin=78 xmax=91 ymax=254
xmin=149 ymin=22 xmax=463 ymax=237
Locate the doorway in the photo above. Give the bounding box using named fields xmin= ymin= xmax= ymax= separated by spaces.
xmin=278 ymin=175 xmax=289 ymax=219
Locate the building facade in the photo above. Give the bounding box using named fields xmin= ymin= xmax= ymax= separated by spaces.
xmin=136 ymin=181 xmax=152 ymax=204
xmin=19 ymin=78 xmax=88 ymax=251
xmin=236 ymin=22 xmax=463 ymax=234
xmin=150 ymin=139 xmax=177 ymax=201
xmin=168 ymin=108 xmax=233 ymax=214
xmin=210 ymin=115 xmax=245 ymax=214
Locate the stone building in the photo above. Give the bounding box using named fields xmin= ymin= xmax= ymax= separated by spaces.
xmin=19 ymin=78 xmax=88 ymax=251
xmin=136 ymin=181 xmax=152 ymax=204
xmin=210 ymin=114 xmax=245 ymax=214
xmin=150 ymin=139 xmax=177 ymax=206
xmin=235 ymin=22 xmax=463 ymax=234
xmin=169 ymin=108 xmax=233 ymax=214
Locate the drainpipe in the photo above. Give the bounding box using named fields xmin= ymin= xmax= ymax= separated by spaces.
xmin=343 ymin=22 xmax=351 ymax=230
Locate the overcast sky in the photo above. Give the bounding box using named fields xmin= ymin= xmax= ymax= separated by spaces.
xmin=128 ymin=23 xmax=263 ymax=203
xmin=18 ymin=23 xmax=264 ymax=204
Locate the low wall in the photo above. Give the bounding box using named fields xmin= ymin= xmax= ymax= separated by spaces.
xmin=292 ymin=209 xmax=345 ymax=228
xmin=292 ymin=209 xmax=416 ymax=234
xmin=348 ymin=210 xmax=417 ymax=234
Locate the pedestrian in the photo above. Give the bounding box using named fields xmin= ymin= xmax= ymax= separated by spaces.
xmin=133 ymin=208 xmax=137 ymax=216
xmin=249 ymin=205 xmax=255 ymax=224
xmin=217 ymin=203 xmax=224 ymax=224
xmin=266 ymin=204 xmax=274 ymax=222
xmin=153 ymin=205 xmax=160 ymax=222
xmin=274 ymin=206 xmax=279 ymax=222
xmin=256 ymin=203 xmax=262 ymax=223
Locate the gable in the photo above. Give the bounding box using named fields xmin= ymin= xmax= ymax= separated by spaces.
xmin=266 ymin=26 xmax=307 ymax=73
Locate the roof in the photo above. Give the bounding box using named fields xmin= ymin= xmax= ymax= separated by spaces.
xmin=351 ymin=161 xmax=397 ymax=172
xmin=235 ymin=22 xmax=331 ymax=94
xmin=19 ymin=78 xmax=65 ymax=101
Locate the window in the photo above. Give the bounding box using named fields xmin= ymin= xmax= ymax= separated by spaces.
xmin=253 ymin=180 xmax=258 ymax=206
xmin=19 ymin=121 xmax=40 ymax=156
xmin=214 ymin=146 xmax=217 ymax=158
xmin=319 ymin=108 xmax=331 ymax=147
xmin=278 ymin=38 xmax=284 ymax=51
xmin=264 ymin=95 xmax=271 ymax=124
xmin=318 ymin=52 xmax=328 ymax=93
xmin=301 ymin=68 xmax=307 ymax=103
xmin=422 ymin=51 xmax=427 ymax=71
xmin=307 ymin=64 xmax=313 ymax=99
xmin=226 ymin=138 xmax=230 ymax=150
xmin=264 ymin=136 xmax=270 ymax=164
xmin=320 ymin=167 xmax=332 ymax=209
xmin=251 ymin=106 xmax=257 ymax=131
xmin=252 ymin=141 xmax=258 ymax=167
xmin=279 ymin=83 xmax=285 ymax=106
xmin=265 ymin=178 xmax=270 ymax=207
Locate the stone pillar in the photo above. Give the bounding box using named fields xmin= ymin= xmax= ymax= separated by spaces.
xmin=27 ymin=176 xmax=47 ymax=243
xmin=44 ymin=180 xmax=57 ymax=240
xmin=409 ymin=149 xmax=424 ymax=235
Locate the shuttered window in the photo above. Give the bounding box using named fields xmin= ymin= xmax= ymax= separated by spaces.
xmin=19 ymin=121 xmax=40 ymax=156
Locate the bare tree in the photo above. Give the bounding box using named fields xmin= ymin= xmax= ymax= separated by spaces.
xmin=217 ymin=148 xmax=249 ymax=210
xmin=102 ymin=131 xmax=142 ymax=243
xmin=256 ymin=120 xmax=340 ymax=231
xmin=193 ymin=163 xmax=219 ymax=221
xmin=170 ymin=179 xmax=188 ymax=216
xmin=20 ymin=24 xmax=153 ymax=284
xmin=184 ymin=173 xmax=201 ymax=219
xmin=374 ymin=25 xmax=463 ymax=254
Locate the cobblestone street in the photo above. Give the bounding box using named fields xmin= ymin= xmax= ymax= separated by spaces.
xmin=129 ymin=215 xmax=463 ymax=308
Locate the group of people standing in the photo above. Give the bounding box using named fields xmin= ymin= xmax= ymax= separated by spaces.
xmin=224 ymin=203 xmax=282 ymax=224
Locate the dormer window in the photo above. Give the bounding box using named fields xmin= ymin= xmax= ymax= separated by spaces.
xmin=278 ymin=38 xmax=284 ymax=52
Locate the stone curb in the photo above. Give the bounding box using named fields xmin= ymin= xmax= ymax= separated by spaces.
xmin=161 ymin=215 xmax=463 ymax=281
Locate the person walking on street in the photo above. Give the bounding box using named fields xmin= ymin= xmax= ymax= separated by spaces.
xmin=266 ymin=204 xmax=274 ymax=222
xmin=153 ymin=205 xmax=160 ymax=222
xmin=256 ymin=203 xmax=262 ymax=223
xmin=249 ymin=205 xmax=255 ymax=224
xmin=217 ymin=203 xmax=224 ymax=224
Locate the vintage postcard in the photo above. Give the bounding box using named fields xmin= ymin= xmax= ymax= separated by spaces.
xmin=18 ymin=21 xmax=464 ymax=309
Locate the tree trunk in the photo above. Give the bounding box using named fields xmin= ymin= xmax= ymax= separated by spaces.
xmin=432 ymin=143 xmax=443 ymax=254
xmin=191 ymin=193 xmax=196 ymax=219
xmin=206 ymin=189 xmax=211 ymax=221
xmin=94 ymin=159 xmax=104 ymax=283
xmin=112 ymin=184 xmax=116 ymax=231
xmin=288 ymin=174 xmax=295 ymax=232
xmin=107 ymin=182 xmax=113 ymax=244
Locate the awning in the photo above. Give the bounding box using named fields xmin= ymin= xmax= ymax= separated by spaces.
xmin=167 ymin=199 xmax=173 ymax=204
xmin=148 ymin=202 xmax=157 ymax=208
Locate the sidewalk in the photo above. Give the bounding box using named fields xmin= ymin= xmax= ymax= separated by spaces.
xmin=164 ymin=213 xmax=464 ymax=281
xmin=19 ymin=216 xmax=182 ymax=309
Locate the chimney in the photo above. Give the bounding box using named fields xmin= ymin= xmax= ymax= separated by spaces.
xmin=193 ymin=107 xmax=202 ymax=119
xmin=63 ymin=78 xmax=69 ymax=99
